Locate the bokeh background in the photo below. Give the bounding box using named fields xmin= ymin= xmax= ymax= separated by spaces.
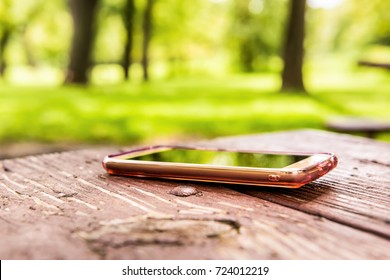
xmin=1 ymin=0 xmax=390 ymax=158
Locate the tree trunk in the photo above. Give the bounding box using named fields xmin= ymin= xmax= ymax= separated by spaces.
xmin=235 ymin=0 xmax=255 ymax=72
xmin=65 ymin=0 xmax=100 ymax=85
xmin=281 ymin=0 xmax=306 ymax=92
xmin=121 ymin=0 xmax=136 ymax=80
xmin=0 ymin=28 xmax=11 ymax=76
xmin=141 ymin=0 xmax=154 ymax=81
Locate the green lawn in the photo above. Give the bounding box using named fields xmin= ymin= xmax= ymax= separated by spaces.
xmin=1 ymin=67 xmax=390 ymax=146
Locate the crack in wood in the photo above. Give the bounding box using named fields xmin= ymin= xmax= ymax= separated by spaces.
xmin=359 ymin=159 xmax=390 ymax=168
xmin=57 ymin=192 xmax=78 ymax=198
xmin=75 ymin=215 xmax=241 ymax=258
xmin=250 ymin=193 xmax=390 ymax=241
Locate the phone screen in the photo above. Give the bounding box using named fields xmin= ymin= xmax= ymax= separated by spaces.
xmin=128 ymin=149 xmax=308 ymax=168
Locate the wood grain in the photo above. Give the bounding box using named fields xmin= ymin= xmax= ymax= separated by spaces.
xmin=195 ymin=130 xmax=390 ymax=238
xmin=0 ymin=130 xmax=389 ymax=259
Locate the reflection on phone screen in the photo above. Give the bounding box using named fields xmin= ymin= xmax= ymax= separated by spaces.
xmin=128 ymin=149 xmax=308 ymax=168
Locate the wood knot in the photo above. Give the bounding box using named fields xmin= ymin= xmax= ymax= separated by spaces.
xmin=168 ymin=186 xmax=202 ymax=197
xmin=1 ymin=164 xmax=12 ymax=172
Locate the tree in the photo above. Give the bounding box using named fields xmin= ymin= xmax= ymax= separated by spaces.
xmin=230 ymin=0 xmax=287 ymax=73
xmin=0 ymin=0 xmax=44 ymax=76
xmin=232 ymin=0 xmax=254 ymax=72
xmin=65 ymin=0 xmax=100 ymax=84
xmin=0 ymin=0 xmax=14 ymax=76
xmin=0 ymin=27 xmax=11 ymax=76
xmin=152 ymin=0 xmax=226 ymax=77
xmin=141 ymin=0 xmax=154 ymax=81
xmin=121 ymin=0 xmax=136 ymax=80
xmin=281 ymin=0 xmax=306 ymax=92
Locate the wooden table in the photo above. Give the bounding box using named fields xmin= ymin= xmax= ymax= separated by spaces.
xmin=1 ymin=130 xmax=389 ymax=259
xmin=326 ymin=117 xmax=390 ymax=139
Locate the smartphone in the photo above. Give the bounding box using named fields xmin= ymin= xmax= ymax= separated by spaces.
xmin=102 ymin=146 xmax=337 ymax=188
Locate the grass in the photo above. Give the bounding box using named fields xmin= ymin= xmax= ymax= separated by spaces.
xmin=1 ymin=65 xmax=390 ymax=147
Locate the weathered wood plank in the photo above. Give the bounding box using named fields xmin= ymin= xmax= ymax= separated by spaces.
xmin=196 ymin=130 xmax=390 ymax=238
xmin=325 ymin=117 xmax=390 ymax=138
xmin=1 ymin=131 xmax=389 ymax=260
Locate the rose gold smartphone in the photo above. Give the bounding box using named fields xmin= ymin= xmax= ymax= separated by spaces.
xmin=102 ymin=146 xmax=337 ymax=188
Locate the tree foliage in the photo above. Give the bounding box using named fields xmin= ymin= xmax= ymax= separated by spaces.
xmin=0 ymin=0 xmax=55 ymax=74
xmin=1 ymin=0 xmax=390 ymax=83
xmin=229 ymin=0 xmax=287 ymax=72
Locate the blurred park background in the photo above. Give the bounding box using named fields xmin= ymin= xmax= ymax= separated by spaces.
xmin=1 ymin=0 xmax=390 ymax=158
